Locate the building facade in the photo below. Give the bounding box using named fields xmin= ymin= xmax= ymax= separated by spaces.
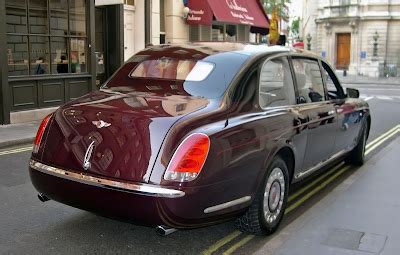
xmin=0 ymin=0 xmax=270 ymax=124
xmin=0 ymin=0 xmax=97 ymax=124
xmin=302 ymin=0 xmax=400 ymax=77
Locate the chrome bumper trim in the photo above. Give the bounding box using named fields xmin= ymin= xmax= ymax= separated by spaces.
xmin=204 ymin=196 xmax=251 ymax=214
xmin=29 ymin=159 xmax=185 ymax=198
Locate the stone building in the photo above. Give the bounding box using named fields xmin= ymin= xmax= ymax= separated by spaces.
xmin=302 ymin=0 xmax=400 ymax=77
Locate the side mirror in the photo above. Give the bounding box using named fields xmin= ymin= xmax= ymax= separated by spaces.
xmin=346 ymin=88 xmax=359 ymax=98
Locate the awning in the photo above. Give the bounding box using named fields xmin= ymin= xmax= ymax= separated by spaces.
xmin=187 ymin=0 xmax=270 ymax=34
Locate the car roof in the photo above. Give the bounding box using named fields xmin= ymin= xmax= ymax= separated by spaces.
xmin=140 ymin=42 xmax=319 ymax=59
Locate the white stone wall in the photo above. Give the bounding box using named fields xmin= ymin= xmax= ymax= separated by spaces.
xmin=312 ymin=0 xmax=400 ymax=76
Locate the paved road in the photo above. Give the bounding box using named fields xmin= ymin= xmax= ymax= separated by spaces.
xmin=0 ymin=83 xmax=399 ymax=255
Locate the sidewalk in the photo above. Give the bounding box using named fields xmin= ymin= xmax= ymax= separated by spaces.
xmin=256 ymin=136 xmax=400 ymax=255
xmin=338 ymin=74 xmax=400 ymax=85
xmin=0 ymin=122 xmax=39 ymax=149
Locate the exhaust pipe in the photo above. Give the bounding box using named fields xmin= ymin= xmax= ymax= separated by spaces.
xmin=155 ymin=225 xmax=177 ymax=236
xmin=38 ymin=193 xmax=50 ymax=202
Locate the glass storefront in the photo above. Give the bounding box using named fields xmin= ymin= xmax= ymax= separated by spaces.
xmin=191 ymin=23 xmax=249 ymax=42
xmin=5 ymin=0 xmax=88 ymax=77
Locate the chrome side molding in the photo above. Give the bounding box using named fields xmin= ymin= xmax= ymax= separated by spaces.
xmin=204 ymin=196 xmax=251 ymax=214
xmin=29 ymin=159 xmax=185 ymax=198
xmin=295 ymin=149 xmax=349 ymax=179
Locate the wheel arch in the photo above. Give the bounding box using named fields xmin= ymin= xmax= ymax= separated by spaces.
xmin=274 ymin=146 xmax=296 ymax=184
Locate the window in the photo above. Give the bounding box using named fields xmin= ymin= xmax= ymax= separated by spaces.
xmin=321 ymin=61 xmax=345 ymax=100
xmin=292 ymin=58 xmax=326 ymax=103
xmin=129 ymin=59 xmax=214 ymax=81
xmin=5 ymin=0 xmax=87 ymax=76
xmin=259 ymin=57 xmax=296 ymax=108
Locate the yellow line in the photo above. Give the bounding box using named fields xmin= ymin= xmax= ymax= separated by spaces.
xmin=288 ymin=162 xmax=344 ymax=203
xmin=222 ymin=235 xmax=254 ymax=255
xmin=0 ymin=146 xmax=32 ymax=156
xmin=365 ymin=127 xmax=400 ymax=155
xmin=366 ymin=125 xmax=400 ymax=149
xmin=285 ymin=165 xmax=351 ymax=215
xmin=201 ymin=231 xmax=241 ymax=255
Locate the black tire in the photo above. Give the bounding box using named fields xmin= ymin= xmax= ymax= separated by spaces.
xmin=345 ymin=122 xmax=368 ymax=166
xmin=235 ymin=156 xmax=289 ymax=235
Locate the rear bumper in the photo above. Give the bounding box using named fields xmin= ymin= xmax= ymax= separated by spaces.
xmin=29 ymin=160 xmax=248 ymax=228
xmin=29 ymin=160 xmax=185 ymax=198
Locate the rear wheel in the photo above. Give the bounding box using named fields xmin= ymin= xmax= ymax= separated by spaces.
xmin=345 ymin=123 xmax=368 ymax=166
xmin=235 ymin=156 xmax=289 ymax=235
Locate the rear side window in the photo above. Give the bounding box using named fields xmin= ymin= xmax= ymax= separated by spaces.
xmin=292 ymin=58 xmax=326 ymax=103
xmin=259 ymin=57 xmax=296 ymax=108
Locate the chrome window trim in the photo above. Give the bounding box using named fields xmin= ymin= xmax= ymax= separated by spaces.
xmin=29 ymin=159 xmax=185 ymax=198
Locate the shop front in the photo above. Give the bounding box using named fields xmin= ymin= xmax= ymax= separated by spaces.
xmin=186 ymin=0 xmax=269 ymax=42
xmin=0 ymin=0 xmax=96 ymax=124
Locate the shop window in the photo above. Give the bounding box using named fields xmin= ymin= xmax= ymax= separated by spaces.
xmin=191 ymin=23 xmax=248 ymax=43
xmin=50 ymin=0 xmax=68 ymax=36
xmin=29 ymin=0 xmax=48 ymax=34
xmin=51 ymin=37 xmax=68 ymax=74
xmin=30 ymin=36 xmax=50 ymax=75
xmin=70 ymin=0 xmax=86 ymax=36
xmin=212 ymin=24 xmax=224 ymax=41
xmin=70 ymin=38 xmax=87 ymax=73
xmin=5 ymin=0 xmax=88 ymax=77
xmin=7 ymin=35 xmax=29 ymax=76
xmin=225 ymin=24 xmax=237 ymax=42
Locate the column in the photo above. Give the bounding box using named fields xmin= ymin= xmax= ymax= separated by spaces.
xmin=164 ymin=0 xmax=188 ymax=43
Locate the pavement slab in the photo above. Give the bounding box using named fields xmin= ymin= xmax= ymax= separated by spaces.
xmin=0 ymin=122 xmax=39 ymax=149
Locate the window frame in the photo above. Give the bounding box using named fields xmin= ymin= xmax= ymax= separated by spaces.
xmin=320 ymin=60 xmax=346 ymax=100
xmin=289 ymin=56 xmax=329 ymax=105
xmin=5 ymin=0 xmax=89 ymax=77
xmin=257 ymin=55 xmax=297 ymax=110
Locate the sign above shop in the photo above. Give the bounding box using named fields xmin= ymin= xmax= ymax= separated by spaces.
xmin=95 ymin=0 xmax=124 ymax=6
xmin=187 ymin=0 xmax=269 ymax=29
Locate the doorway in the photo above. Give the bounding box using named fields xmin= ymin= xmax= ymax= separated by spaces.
xmin=124 ymin=8 xmax=135 ymax=61
xmin=336 ymin=33 xmax=351 ymax=70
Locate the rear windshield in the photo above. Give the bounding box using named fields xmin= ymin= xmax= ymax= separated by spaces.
xmin=129 ymin=58 xmax=214 ymax=82
xmin=104 ymin=52 xmax=250 ymax=99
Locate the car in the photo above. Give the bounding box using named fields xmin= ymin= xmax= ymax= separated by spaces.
xmin=29 ymin=42 xmax=370 ymax=236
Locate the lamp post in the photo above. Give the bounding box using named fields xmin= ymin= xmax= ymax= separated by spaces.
xmin=373 ymin=31 xmax=379 ymax=58
xmin=306 ymin=33 xmax=312 ymax=51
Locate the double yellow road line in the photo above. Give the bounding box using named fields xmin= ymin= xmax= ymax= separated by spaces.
xmin=202 ymin=124 xmax=400 ymax=255
xmin=0 ymin=145 xmax=33 ymax=156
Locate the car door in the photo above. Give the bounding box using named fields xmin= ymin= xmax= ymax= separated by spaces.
xmin=321 ymin=61 xmax=363 ymax=153
xmin=290 ymin=57 xmax=337 ymax=174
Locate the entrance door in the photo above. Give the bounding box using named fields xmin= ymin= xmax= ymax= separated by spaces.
xmin=124 ymin=9 xmax=135 ymax=61
xmin=336 ymin=33 xmax=351 ymax=70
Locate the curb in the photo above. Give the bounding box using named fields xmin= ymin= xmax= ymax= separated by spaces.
xmin=0 ymin=137 xmax=35 ymax=150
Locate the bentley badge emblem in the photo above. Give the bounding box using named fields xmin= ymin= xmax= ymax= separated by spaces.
xmin=83 ymin=141 xmax=95 ymax=170
xmin=92 ymin=120 xmax=111 ymax=128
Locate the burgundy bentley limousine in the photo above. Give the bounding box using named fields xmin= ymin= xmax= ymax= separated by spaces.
xmin=29 ymin=43 xmax=370 ymax=236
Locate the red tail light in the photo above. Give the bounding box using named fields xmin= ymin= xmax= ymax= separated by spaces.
xmin=164 ymin=133 xmax=210 ymax=182
xmin=33 ymin=114 xmax=52 ymax=154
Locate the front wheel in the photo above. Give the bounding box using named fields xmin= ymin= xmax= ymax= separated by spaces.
xmin=345 ymin=123 xmax=368 ymax=166
xmin=235 ymin=156 xmax=289 ymax=235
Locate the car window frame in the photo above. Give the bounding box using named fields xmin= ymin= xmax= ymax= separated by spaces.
xmin=289 ymin=56 xmax=329 ymax=105
xmin=257 ymin=54 xmax=297 ymax=110
xmin=320 ymin=60 xmax=346 ymax=100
